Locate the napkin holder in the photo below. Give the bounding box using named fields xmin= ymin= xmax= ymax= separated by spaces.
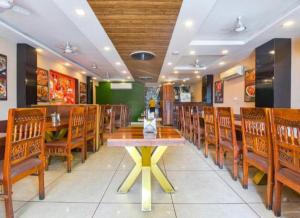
xmin=143 ymin=118 xmax=157 ymax=134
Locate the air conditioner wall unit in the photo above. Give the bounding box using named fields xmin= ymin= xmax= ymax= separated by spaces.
xmin=110 ymin=83 xmax=132 ymax=90
xmin=220 ymin=65 xmax=245 ymax=81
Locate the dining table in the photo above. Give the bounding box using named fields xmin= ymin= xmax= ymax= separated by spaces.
xmin=107 ymin=126 xmax=186 ymax=212
xmin=45 ymin=119 xmax=69 ymax=132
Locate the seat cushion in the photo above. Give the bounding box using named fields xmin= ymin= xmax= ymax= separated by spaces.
xmin=247 ymin=152 xmax=268 ymax=172
xmin=277 ymin=168 xmax=300 ymax=193
xmin=0 ymin=158 xmax=42 ymax=181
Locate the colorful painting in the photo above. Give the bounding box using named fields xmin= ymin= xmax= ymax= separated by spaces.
xmin=0 ymin=54 xmax=7 ymax=100
xmin=244 ymin=69 xmax=255 ymax=102
xmin=214 ymin=80 xmax=224 ymax=103
xmin=37 ymin=68 xmax=49 ymax=86
xmin=80 ymin=82 xmax=87 ymax=104
xmin=49 ymin=70 xmax=76 ymax=104
xmin=36 ymin=68 xmax=49 ymax=102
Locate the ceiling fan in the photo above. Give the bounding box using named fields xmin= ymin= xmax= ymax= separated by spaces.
xmin=58 ymin=42 xmax=79 ymax=55
xmin=173 ymin=59 xmax=207 ymax=71
xmin=0 ymin=0 xmax=31 ymax=15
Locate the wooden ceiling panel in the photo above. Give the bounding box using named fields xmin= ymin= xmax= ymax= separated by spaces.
xmin=88 ymin=0 xmax=182 ymax=82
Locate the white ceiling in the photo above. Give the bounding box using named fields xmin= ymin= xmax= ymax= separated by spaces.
xmin=0 ymin=0 xmax=133 ymax=81
xmin=160 ymin=0 xmax=300 ymax=83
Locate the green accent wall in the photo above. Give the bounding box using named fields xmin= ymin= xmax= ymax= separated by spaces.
xmin=96 ymin=82 xmax=145 ymax=121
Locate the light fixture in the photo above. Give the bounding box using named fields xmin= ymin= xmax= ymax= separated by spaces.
xmin=282 ymin=20 xmax=295 ymax=28
xmin=115 ymin=62 xmax=121 ymax=66
xmin=162 ymin=75 xmax=166 ymax=79
xmin=122 ymin=70 xmax=127 ymax=74
xmin=173 ymin=70 xmax=179 ymax=74
xmin=92 ymin=77 xmax=97 ymax=80
xmin=167 ymin=62 xmax=172 ymax=66
xmin=36 ymin=48 xmax=43 ymax=53
xmin=269 ymin=50 xmax=275 ymax=55
xmin=196 ymin=75 xmax=201 ymax=79
xmin=234 ymin=16 xmax=246 ymax=32
xmin=64 ymin=62 xmax=70 ymax=67
xmin=219 ymin=61 xmax=226 ymax=66
xmin=91 ymin=64 xmax=97 ymax=69
xmin=189 ymin=50 xmax=196 ymax=55
xmin=185 ymin=20 xmax=193 ymax=28
xmin=222 ymin=49 xmax=229 ymax=55
xmin=127 ymin=76 xmax=131 ymax=79
xmin=194 ymin=70 xmax=199 ymax=74
xmin=104 ymin=46 xmax=110 ymax=51
xmin=75 ymin=9 xmax=86 ymax=16
xmin=81 ymin=71 xmax=86 ymax=75
xmin=172 ymin=51 xmax=179 ymax=55
xmin=183 ymin=79 xmax=186 ymax=83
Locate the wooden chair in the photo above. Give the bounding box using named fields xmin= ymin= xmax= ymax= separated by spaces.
xmin=240 ymin=107 xmax=273 ymax=209
xmin=105 ymin=107 xmax=115 ymax=133
xmin=271 ymin=109 xmax=300 ymax=216
xmin=179 ymin=106 xmax=185 ymax=134
xmin=85 ymin=105 xmax=97 ymax=155
xmin=0 ymin=108 xmax=46 ymax=218
xmin=45 ymin=107 xmax=86 ymax=173
xmin=98 ymin=105 xmax=105 ymax=145
xmin=217 ymin=107 xmax=242 ymax=180
xmin=203 ymin=106 xmax=219 ymax=164
xmin=192 ymin=109 xmax=204 ymax=149
xmin=114 ymin=105 xmax=122 ymax=128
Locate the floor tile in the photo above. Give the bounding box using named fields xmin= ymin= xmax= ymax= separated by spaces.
xmin=102 ymin=170 xmax=172 ymax=204
xmin=0 ymin=201 xmax=27 ymax=217
xmin=35 ymin=171 xmax=114 ymax=202
xmin=249 ymin=202 xmax=300 ymax=218
xmin=175 ymin=203 xmax=259 ymax=218
xmin=168 ymin=171 xmax=243 ymax=203
xmin=15 ymin=202 xmax=97 ymax=218
xmin=93 ymin=203 xmax=176 ymax=218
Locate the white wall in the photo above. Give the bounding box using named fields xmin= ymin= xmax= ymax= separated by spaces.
xmin=213 ymin=52 xmax=256 ymax=114
xmin=0 ymin=36 xmax=17 ymax=120
xmin=291 ymin=37 xmax=300 ymax=108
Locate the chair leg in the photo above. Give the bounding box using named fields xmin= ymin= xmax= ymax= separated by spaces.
xmin=3 ymin=182 xmax=13 ymax=218
xmin=67 ymin=152 xmax=72 ymax=173
xmin=81 ymin=144 xmax=86 ymax=163
xmin=204 ymin=141 xmax=208 ymax=158
xmin=45 ymin=155 xmax=49 ymax=171
xmin=242 ymin=160 xmax=249 ymax=189
xmin=219 ymin=145 xmax=224 ymax=169
xmin=93 ymin=137 xmax=96 ymax=153
xmin=266 ymin=171 xmax=273 ymax=210
xmin=215 ymin=144 xmax=219 ymax=165
xmin=38 ymin=167 xmax=45 ymax=200
xmin=273 ymin=179 xmax=282 ymax=217
xmin=233 ymin=150 xmax=238 ymax=181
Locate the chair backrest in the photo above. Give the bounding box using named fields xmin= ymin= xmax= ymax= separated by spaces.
xmin=98 ymin=105 xmax=105 ymax=132
xmin=4 ymin=108 xmax=46 ymax=171
xmin=85 ymin=105 xmax=97 ymax=134
xmin=68 ymin=107 xmax=86 ymax=142
xmin=217 ymin=107 xmax=237 ymax=147
xmin=240 ymin=107 xmax=272 ymax=159
xmin=203 ymin=106 xmax=218 ymax=141
xmin=271 ymin=109 xmax=300 ymax=174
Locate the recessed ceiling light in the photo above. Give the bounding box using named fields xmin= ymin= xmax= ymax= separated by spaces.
xmin=196 ymin=75 xmax=201 ymax=79
xmin=127 ymin=76 xmax=131 ymax=79
xmin=183 ymin=79 xmax=186 ymax=82
xmin=75 ymin=9 xmax=86 ymax=16
xmin=36 ymin=48 xmax=43 ymax=53
xmin=104 ymin=46 xmax=110 ymax=51
xmin=189 ymin=50 xmax=196 ymax=55
xmin=167 ymin=62 xmax=172 ymax=66
xmin=122 ymin=70 xmax=127 ymax=74
xmin=64 ymin=62 xmax=70 ymax=67
xmin=91 ymin=64 xmax=97 ymax=69
xmin=269 ymin=50 xmax=275 ymax=55
xmin=219 ymin=61 xmax=226 ymax=66
xmin=282 ymin=20 xmax=295 ymax=28
xmin=222 ymin=49 xmax=229 ymax=55
xmin=174 ymin=70 xmax=179 ymax=74
xmin=194 ymin=70 xmax=199 ymax=74
xmin=115 ymin=62 xmax=121 ymax=66
xmin=185 ymin=20 xmax=193 ymax=28
xmin=92 ymin=77 xmax=97 ymax=80
xmin=81 ymin=71 xmax=86 ymax=75
xmin=162 ymin=75 xmax=166 ymax=79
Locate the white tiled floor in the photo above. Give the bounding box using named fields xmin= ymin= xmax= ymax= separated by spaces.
xmin=1 ymin=141 xmax=300 ymax=218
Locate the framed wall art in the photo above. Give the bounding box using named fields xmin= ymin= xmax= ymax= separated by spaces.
xmin=214 ymin=80 xmax=224 ymax=103
xmin=79 ymin=82 xmax=87 ymax=104
xmin=244 ymin=69 xmax=255 ymax=102
xmin=36 ymin=68 xmax=49 ymax=102
xmin=0 ymin=54 xmax=7 ymax=100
